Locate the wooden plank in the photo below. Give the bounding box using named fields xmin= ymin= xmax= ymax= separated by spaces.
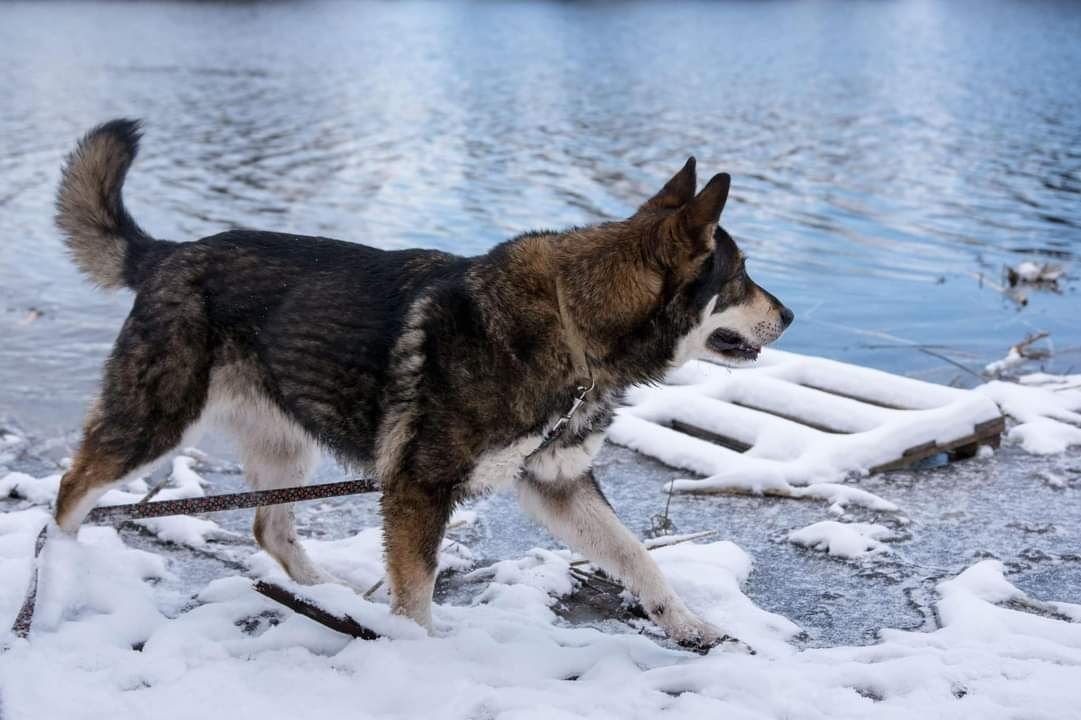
xmin=943 ymin=417 xmax=1006 ymax=457
xmin=903 ymin=441 xmax=939 ymax=458
xmin=730 ymin=401 xmax=851 ymax=434
xmin=869 ymin=416 xmax=1005 ymax=473
xmin=871 ymin=444 xmax=943 ymax=474
xmin=668 ymin=420 xmax=751 ymax=453
xmin=971 ymin=416 xmax=1006 ymax=450
xmin=798 ymin=383 xmax=911 ymax=411
xmin=673 ymin=413 xmax=1004 ymax=474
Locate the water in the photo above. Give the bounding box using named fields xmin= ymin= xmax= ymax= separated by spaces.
xmin=1 ymin=0 xmax=1080 ymax=429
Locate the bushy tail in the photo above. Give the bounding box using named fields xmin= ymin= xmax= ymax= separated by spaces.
xmin=56 ymin=119 xmax=156 ymax=289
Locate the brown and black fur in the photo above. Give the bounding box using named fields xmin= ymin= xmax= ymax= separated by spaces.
xmin=54 ymin=119 xmax=792 ymax=647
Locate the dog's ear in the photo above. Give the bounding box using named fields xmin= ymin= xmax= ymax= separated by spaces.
xmin=655 ymin=172 xmax=730 ymax=264
xmin=678 ymin=172 xmax=730 ymax=230
xmin=639 ymin=157 xmax=697 ymax=212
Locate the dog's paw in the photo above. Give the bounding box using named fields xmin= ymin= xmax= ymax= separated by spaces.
xmin=677 ymin=628 xmax=755 ymax=655
xmin=655 ymin=606 xmax=753 ymax=655
xmin=289 ymin=564 xmax=343 ymax=587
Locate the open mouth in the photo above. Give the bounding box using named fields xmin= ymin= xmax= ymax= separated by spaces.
xmin=706 ymin=329 xmax=761 ymax=361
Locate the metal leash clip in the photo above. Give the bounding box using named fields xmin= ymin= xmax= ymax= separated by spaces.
xmin=528 ymin=376 xmax=596 ymax=459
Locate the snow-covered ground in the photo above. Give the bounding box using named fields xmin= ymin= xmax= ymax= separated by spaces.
xmin=1 ymin=365 xmax=1079 ymax=719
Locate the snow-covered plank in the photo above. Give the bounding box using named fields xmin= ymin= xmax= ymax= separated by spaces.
xmin=612 ymin=349 xmax=1004 ymax=492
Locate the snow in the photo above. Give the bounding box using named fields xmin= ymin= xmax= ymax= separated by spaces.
xmin=788 ymin=521 xmax=893 ymax=559
xmin=248 ymin=526 xmax=474 ymax=601
xmin=1 ymin=360 xmax=1080 ymax=718
xmin=610 ymin=350 xmax=1001 ymax=501
xmin=983 ymin=346 xmax=1026 ymax=376
xmin=0 ymin=471 xmax=61 ymax=506
xmin=0 ymin=453 xmax=242 ymax=554
xmin=976 ymin=373 xmax=1081 ymax=454
xmin=134 ymin=516 xmax=239 ymax=548
xmin=2 ymin=492 xmax=1080 ymax=719
xmin=1051 ymin=602 xmax=1081 ymax=622
xmin=666 ymin=467 xmax=899 ymax=511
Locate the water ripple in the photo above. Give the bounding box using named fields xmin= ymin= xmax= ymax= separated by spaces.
xmin=1 ymin=0 xmax=1080 ymax=423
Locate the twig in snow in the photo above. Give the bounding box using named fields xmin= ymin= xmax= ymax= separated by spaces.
xmin=569 ymin=530 xmax=723 ymax=569
xmin=569 ymin=569 xmax=619 ymax=596
xmin=984 ymin=332 xmax=1051 ymax=377
xmin=570 ymin=567 xmax=624 ymax=593
xmin=8 ymin=526 xmax=49 ymax=641
xmin=1015 ymin=331 xmax=1051 ymax=354
xmin=362 ymin=577 xmax=385 ymax=600
xmin=253 ymin=580 xmax=381 ymax=640
xmin=643 ymin=529 xmax=722 ymax=549
xmin=138 ymin=463 xmax=174 ymax=504
xmin=648 ymin=482 xmax=677 ymax=538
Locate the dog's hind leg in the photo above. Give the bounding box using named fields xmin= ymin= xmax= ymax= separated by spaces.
xmin=247 ymin=446 xmax=331 ymax=586
xmin=209 ymin=368 xmax=333 ymax=585
xmin=238 ymin=415 xmax=330 ymax=584
xmin=55 ymin=295 xmax=212 ymax=532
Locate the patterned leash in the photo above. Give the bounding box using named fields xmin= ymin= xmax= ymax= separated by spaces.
xmin=5 ymin=477 xmax=379 ymax=644
xmin=86 ymin=477 xmax=379 ymax=523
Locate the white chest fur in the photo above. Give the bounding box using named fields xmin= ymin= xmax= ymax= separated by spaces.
xmin=466 ymin=399 xmax=610 ymax=494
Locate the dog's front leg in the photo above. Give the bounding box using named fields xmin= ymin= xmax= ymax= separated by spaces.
xmin=381 ymin=481 xmax=455 ymax=630
xmin=517 ymin=471 xmax=732 ymax=650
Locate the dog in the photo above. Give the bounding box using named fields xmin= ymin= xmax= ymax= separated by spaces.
xmin=53 ymin=119 xmax=793 ymax=649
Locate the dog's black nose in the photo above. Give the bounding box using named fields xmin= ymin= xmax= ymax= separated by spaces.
xmin=780 ymin=306 xmax=794 ymax=329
